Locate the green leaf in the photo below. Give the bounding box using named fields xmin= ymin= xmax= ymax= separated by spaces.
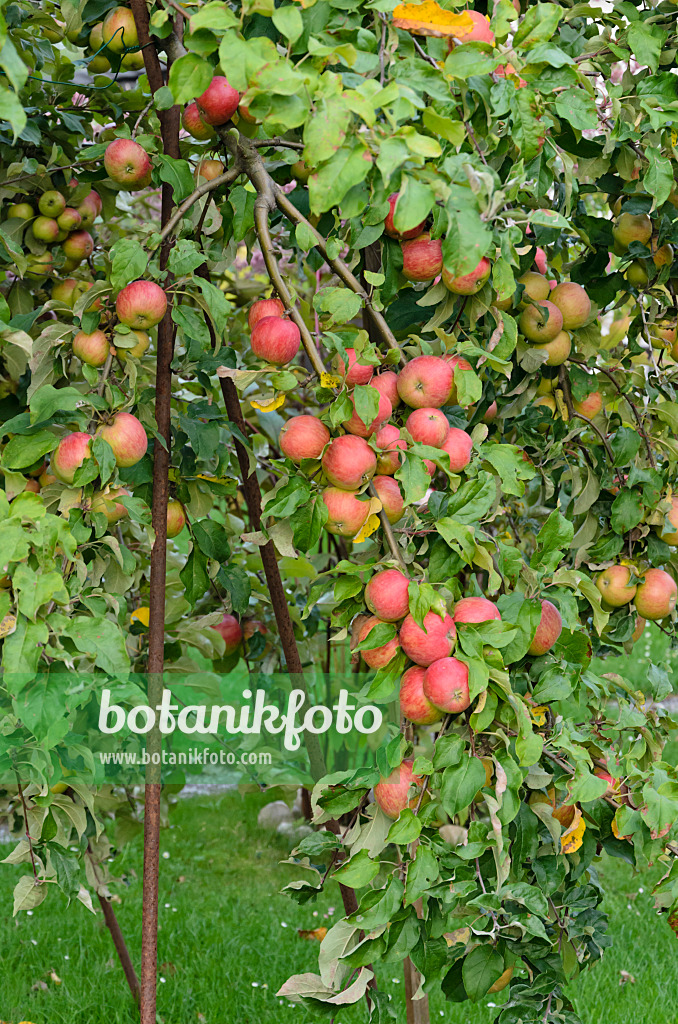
xmin=349 ymin=875 xmax=404 ymax=931
xmin=554 ymin=88 xmax=598 ymax=131
xmin=271 ymin=3 xmax=303 ymax=40
xmin=290 ymin=495 xmax=328 ymax=552
xmin=444 ymin=45 xmax=500 ymax=81
xmin=432 ymin=733 xmax=464 ymax=770
xmin=610 ymin=489 xmax=643 ymax=534
xmin=63 ymin=616 xmax=130 ymax=679
xmin=189 ymin=2 xmax=239 ymax=33
xmin=396 ymin=452 xmax=431 ymax=505
xmin=1 ymin=429 xmax=58 ymax=469
xmin=12 ymin=565 xmax=69 ymax=620
xmin=386 ymin=808 xmax=422 ymax=846
xmin=110 ymin=238 xmax=148 ymax=292
xmin=217 ymin=563 xmax=251 ymax=615
xmin=180 ymin=547 xmax=210 ymax=609
xmin=568 ymin=762 xmax=609 ymax=804
xmin=422 ymin=109 xmax=465 ymax=146
xmin=644 ymin=147 xmax=674 ymax=209
xmin=304 ymin=94 xmax=350 ymax=164
xmin=2 ymin=616 xmax=48 ymax=688
xmin=192 ymin=520 xmax=232 ymax=562
xmin=0 ymin=85 xmax=27 ymax=142
xmin=29 ymin=386 xmax=84 ymax=427
xmin=530 ymin=509 xmax=574 ymax=572
xmin=263 ymin=477 xmax=311 ymax=518
xmin=168 ymin=53 xmax=214 ymax=104
xmin=405 ymin=843 xmax=438 ymax=906
xmin=392 ymin=176 xmax=435 ymax=235
xmin=313 ymin=287 xmax=362 ymax=328
xmin=628 ymin=22 xmax=666 ymax=74
xmin=308 ymin=143 xmax=372 ymax=215
xmin=332 ymin=848 xmax=379 ymax=888
xmin=462 ymin=944 xmax=504 ymax=1001
xmin=440 ymin=758 xmax=487 ymax=818
xmin=157 ymin=155 xmax=195 ymax=204
xmin=513 ymin=3 xmax=562 ymax=49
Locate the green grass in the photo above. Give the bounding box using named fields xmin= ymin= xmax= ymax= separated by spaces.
xmin=0 ymin=792 xmax=676 ymax=1024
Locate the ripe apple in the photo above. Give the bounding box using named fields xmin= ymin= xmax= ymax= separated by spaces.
xmin=243 ymin=619 xmax=267 ymax=641
xmin=62 ymin=230 xmax=94 ymax=262
xmin=24 ymin=479 xmax=40 ymax=493
xmin=612 ymin=212 xmax=652 ymax=251
xmin=343 ymin=389 xmax=392 ymax=438
xmin=397 ymin=355 xmax=453 ymax=409
xmin=279 ymin=415 xmax=330 ymax=461
xmin=322 ymin=487 xmax=370 ymax=536
xmin=453 ymin=597 xmax=501 ymax=624
xmin=102 ymin=6 xmax=139 ymax=52
xmin=166 ymin=500 xmax=186 ymax=539
xmin=452 ymin=10 xmax=494 ymax=44
xmin=365 ymin=568 xmax=410 ymax=622
xmin=196 ymin=75 xmax=240 ymax=125
xmin=57 ymin=207 xmax=82 ymax=231
xmin=595 ymin=564 xmax=637 ymax=607
xmin=248 ymin=297 xmax=285 ymax=330
xmin=375 ymin=424 xmax=406 ymax=475
xmin=372 ymin=475 xmax=404 ymax=524
xmin=422 ymin=657 xmax=470 ymax=713
xmin=182 ymin=102 xmax=215 ymax=140
xmin=400 ymin=665 xmax=442 ymax=725
xmin=104 ymin=139 xmax=152 ymax=188
xmin=442 ymin=256 xmax=491 ymax=295
xmin=444 ymin=353 xmax=473 ymax=405
xmin=400 ymin=610 xmax=457 ymax=666
xmin=657 ymin=496 xmax=678 ymax=545
xmin=251 ymin=316 xmax=301 ymax=365
xmin=535 ymin=330 xmax=571 ymax=367
xmin=519 ymin=300 xmax=563 ymax=343
xmin=77 ymin=191 xmax=101 ymax=229
xmin=195 ymin=159 xmax=225 ymax=183
xmin=334 ymin=347 xmax=374 ymax=387
xmin=493 ymin=63 xmax=527 ymax=87
xmin=33 ymin=215 xmax=60 ymax=242
xmin=116 ymin=280 xmax=167 ymax=329
xmin=73 ymin=329 xmax=109 ymax=367
xmin=52 ymin=432 xmax=93 ymax=483
xmin=96 ymin=411 xmax=148 ymax=468
xmin=406 ymin=407 xmax=449 ymax=447
xmin=374 ymin=759 xmax=422 ymax=819
xmin=650 ymin=319 xmax=676 ymax=349
xmin=517 ymin=271 xmax=550 ymax=308
xmin=371 ymin=371 xmax=400 ymax=409
xmin=534 ymin=247 xmax=548 ymax=274
xmin=7 ymin=202 xmax=34 ymax=219
xmin=322 ymin=434 xmax=376 ymax=490
xmin=38 ymin=190 xmax=66 ymax=217
xmin=634 ymin=567 xmax=678 ymax=620
xmin=384 ymin=192 xmax=426 ymax=240
xmin=91 ymin=486 xmax=129 ymax=524
xmin=117 ymin=329 xmax=150 ymax=360
xmin=212 ymin=613 xmax=242 ymax=654
xmin=440 ymin=427 xmax=473 ymax=471
xmin=528 ymin=599 xmax=562 ymax=655
xmin=358 ymin=615 xmax=400 ymax=668
xmin=653 ymin=242 xmax=673 ymax=268
xmin=550 ymin=282 xmax=591 ymax=329
xmin=572 ymin=390 xmax=602 ymax=419
xmin=401 ymin=233 xmax=443 ymax=282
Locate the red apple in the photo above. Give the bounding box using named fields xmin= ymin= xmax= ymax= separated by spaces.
xmin=442 ymin=257 xmax=491 ymax=295
xmin=73 ymin=329 xmax=109 ymax=367
xmin=400 ymin=665 xmax=443 ymax=725
xmin=322 ymin=434 xmax=376 ymax=490
xmin=251 ymin=316 xmax=300 ymax=365
xmin=440 ymin=427 xmax=473 ymax=471
xmin=483 ymin=401 xmax=498 ymax=424
xmin=62 ymin=230 xmax=94 ymax=262
xmin=279 ymin=415 xmax=330 ymax=461
xmin=372 ymin=475 xmax=404 ymax=524
xmin=374 ymin=759 xmax=422 ymax=819
xmin=167 ymin=500 xmax=186 ymax=538
xmin=371 ymin=370 xmax=400 ymax=409
xmin=212 ymin=613 xmax=242 ymax=654
xmin=375 ymin=424 xmax=407 ymax=475
xmin=248 ymin=297 xmax=285 ymax=330
xmin=407 ymin=407 xmax=450 ymax=447
xmin=116 ymin=280 xmax=167 ymax=329
xmin=384 ymin=192 xmax=426 ymax=240
xmin=117 ymin=329 xmax=150 ymax=360
xmin=401 ymin=233 xmax=443 ymax=282
xmin=365 ymin=568 xmax=410 ymax=622
xmin=196 ymin=75 xmax=240 ymax=126
xmin=635 ymin=568 xmax=677 ymax=621
xmin=24 ymin=479 xmax=40 ymax=493
xmin=528 ymin=599 xmax=562 ymax=655
xmin=322 ymin=487 xmax=370 ymax=536
xmin=182 ymin=101 xmax=215 ymax=140
xmin=397 ymin=355 xmax=454 ymax=409
xmin=104 ymin=139 xmax=152 ymax=188
xmin=77 ymin=191 xmax=101 ymax=229
xmin=358 ymin=614 xmax=400 ymax=668
xmin=96 ymin=411 xmax=148 ymax=468
xmin=57 ymin=207 xmax=82 ymax=231
xmin=534 ymin=247 xmax=548 ymax=274
xmin=453 ymin=597 xmax=501 ymax=623
xmin=343 ymin=389 xmax=392 ymax=438
xmin=572 ymin=390 xmax=602 ymax=419
xmin=52 ymin=432 xmax=93 ymax=484
xmin=422 ymin=657 xmax=470 ymax=714
xmin=334 ymin=348 xmax=374 ymax=387
xmin=400 ymin=610 xmax=457 ymax=666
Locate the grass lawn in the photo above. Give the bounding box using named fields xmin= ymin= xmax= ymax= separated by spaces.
xmin=0 ymin=790 xmax=676 ymax=1024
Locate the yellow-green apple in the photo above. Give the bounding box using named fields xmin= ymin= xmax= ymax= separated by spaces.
xmin=7 ymin=202 xmax=34 ymax=219
xmin=166 ymin=500 xmax=186 ymax=538
xmin=371 ymin=370 xmax=400 ymax=409
xmin=517 ymin=271 xmax=550 ymax=308
xmin=121 ymin=49 xmax=145 ymax=70
xmin=322 ymin=434 xmax=376 ymax=490
xmin=453 ymin=596 xmax=501 ymax=623
xmin=57 ymin=207 xmax=82 ymax=231
xmin=625 ymin=261 xmax=649 ymax=288
xmin=406 ymin=407 xmax=449 ymax=446
xmin=182 ymin=101 xmax=215 ymax=140
xmin=534 ymin=330 xmax=571 ymax=366
xmin=400 ymin=610 xmax=457 ymax=666
xmin=73 ymin=329 xmax=109 ymax=367
xmin=375 ymin=424 xmax=406 ymax=474
xmin=62 ymin=229 xmax=94 ymax=262
xmin=549 ymin=282 xmax=591 ymax=329
xmin=117 ymin=329 xmax=150 ymax=360
xmin=195 ymin=158 xmax=225 ymax=183
xmin=358 ymin=615 xmax=400 ymax=668
xmin=374 ymin=759 xmax=422 ymax=819
xmin=612 ymin=212 xmax=652 ymax=251
xmin=291 ymin=159 xmax=312 ymax=181
xmin=90 ymin=486 xmax=129 ymax=523
xmin=634 ymin=567 xmax=677 ymax=620
xmin=33 ymin=215 xmax=60 ymax=242
xmin=38 ymin=190 xmax=66 ymax=217
xmin=211 ymin=613 xmax=242 ymax=654
xmin=343 ymin=388 xmax=392 ymax=438
xmin=444 ymin=353 xmax=473 ymax=405
xmin=96 ymin=412 xmax=148 ymax=468
xmin=116 ymin=280 xmax=167 ymax=329
xmin=397 ymin=355 xmax=453 ymax=409
xmin=442 ymin=256 xmax=491 ymax=295
xmin=251 ymin=316 xmax=301 ymax=365
xmin=401 ymin=233 xmax=443 ymax=282
xmin=384 ymin=192 xmax=426 ymax=240
xmin=528 ymin=599 xmax=562 ymax=655
xmin=657 ymin=496 xmax=678 ymax=545
xmin=72 ymin=280 xmax=101 ymax=312
xmin=519 ymin=300 xmax=563 ymax=343
xmin=653 ymin=242 xmax=673 ymax=268
xmin=334 ymin=347 xmax=374 ymax=387
xmin=102 ymin=6 xmax=138 ymax=51
xmin=440 ymin=427 xmax=473 ymax=471
xmin=279 ymin=415 xmax=330 ymax=461
xmin=88 ymin=23 xmax=110 ymax=72
xmin=650 ymin=320 xmax=676 ymax=349
xmin=248 ymin=296 xmax=284 ymax=330
xmin=372 ymin=475 xmax=404 ymax=523
xmin=422 ymin=656 xmax=470 ymax=713
xmin=322 ymin=487 xmax=369 ymax=536
xmin=77 ymin=191 xmax=101 ymax=228
xmin=104 ymin=138 xmax=152 ymax=188
xmin=52 ymin=432 xmax=93 ymax=483
xmin=365 ymin=568 xmax=410 ymax=621
xmin=196 ymin=75 xmax=240 ymax=125
xmin=595 ymin=564 xmax=637 ymax=607
xmin=399 ymin=665 xmax=442 ymax=725
xmin=572 ymin=390 xmax=602 ymax=418
xmin=25 ymin=252 xmax=54 ymax=277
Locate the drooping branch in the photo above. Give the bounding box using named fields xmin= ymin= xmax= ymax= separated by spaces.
xmin=157 ymin=166 xmax=242 ymax=244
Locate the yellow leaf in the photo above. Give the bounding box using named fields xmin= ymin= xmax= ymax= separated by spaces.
xmin=250 ymin=394 xmax=286 ymax=412
xmin=353 ymin=513 xmax=381 ymax=543
xmin=561 ymin=808 xmax=585 ymax=854
xmin=393 ymin=2 xmax=474 ymax=38
xmin=0 ymin=614 xmax=17 ymax=639
xmin=444 ymin=926 xmax=470 ymax=947
xmin=320 ymin=372 xmax=341 ymax=389
xmin=530 ymin=705 xmax=548 ymax=727
xmin=131 ymin=607 xmax=150 ymax=628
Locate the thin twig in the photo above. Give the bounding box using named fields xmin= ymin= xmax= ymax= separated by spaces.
xmin=157 ymin=165 xmax=241 ymax=243
xmin=569 ymin=357 xmax=656 ymax=468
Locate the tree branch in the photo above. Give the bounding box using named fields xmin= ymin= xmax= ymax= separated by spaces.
xmin=569 ymin=357 xmax=656 ymax=468
xmin=157 ymin=165 xmax=242 ymax=244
